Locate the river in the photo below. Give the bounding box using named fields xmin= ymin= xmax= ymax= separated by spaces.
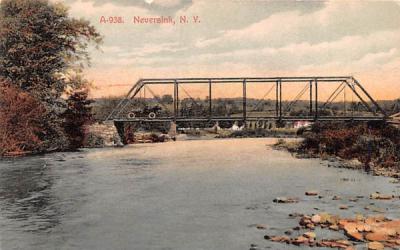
xmin=0 ymin=138 xmax=399 ymax=250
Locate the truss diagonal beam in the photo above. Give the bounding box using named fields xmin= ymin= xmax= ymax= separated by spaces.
xmin=250 ymin=84 xmax=275 ymax=112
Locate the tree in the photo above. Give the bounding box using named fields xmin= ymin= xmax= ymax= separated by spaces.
xmin=0 ymin=79 xmax=45 ymax=155
xmin=62 ymin=89 xmax=93 ymax=149
xmin=0 ymin=0 xmax=102 ymax=101
xmin=392 ymin=99 xmax=400 ymax=114
xmin=161 ymin=94 xmax=173 ymax=104
xmin=0 ymin=0 xmax=102 ymax=151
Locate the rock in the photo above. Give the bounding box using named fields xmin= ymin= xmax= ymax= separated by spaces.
xmin=267 ymin=236 xmax=290 ymax=243
xmin=372 ymin=226 xmax=397 ymax=237
xmin=365 ymin=215 xmax=386 ymax=225
xmin=347 ymin=231 xmax=364 ymax=241
xmin=355 ymin=214 xmax=365 ymax=221
xmin=249 ymin=243 xmax=258 ymax=250
xmin=303 ymin=232 xmax=316 ymax=239
xmin=336 ymin=240 xmax=352 ymax=247
xmin=305 ymin=190 xmax=318 ymax=196
xmin=299 ymin=217 xmax=312 ymax=226
xmin=364 ymin=224 xmax=372 ymax=232
xmin=306 ymin=223 xmax=315 ymax=229
xmin=332 ymin=195 xmax=342 ymax=200
xmin=311 ymin=214 xmax=321 ymax=223
xmin=317 ymin=240 xmax=352 ymax=248
xmin=370 ymin=192 xmax=393 ymax=200
xmin=356 ymin=223 xmax=371 ymax=232
xmin=345 ymin=159 xmax=363 ymax=169
xmin=292 ymin=236 xmax=308 ymax=245
xmin=284 ymin=230 xmax=293 ymax=235
xmin=319 ymin=213 xmax=331 ymax=224
xmin=273 ymin=197 xmax=299 ymax=203
xmin=255 ymin=224 xmax=267 ymax=230
xmin=367 ymin=241 xmax=384 ymax=250
xmin=288 ymin=213 xmax=303 ymax=218
xmin=319 ymin=213 xmax=339 ymax=225
xmin=344 ymin=223 xmax=364 ymax=241
xmin=329 ymin=224 xmax=339 ymax=231
xmin=340 ymin=205 xmax=349 ymax=210
xmin=365 ymin=232 xmax=389 ymax=241
xmin=321 ymin=223 xmax=329 ymax=228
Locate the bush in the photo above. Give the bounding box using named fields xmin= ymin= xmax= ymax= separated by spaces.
xmin=0 ymin=80 xmax=45 ymax=155
xmin=84 ymin=133 xmax=105 ymax=148
xmin=301 ymin=122 xmax=400 ymax=170
xmin=63 ymin=90 xmax=93 ymax=149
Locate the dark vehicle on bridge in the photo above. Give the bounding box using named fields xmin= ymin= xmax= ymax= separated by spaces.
xmin=127 ymin=105 xmax=162 ymax=119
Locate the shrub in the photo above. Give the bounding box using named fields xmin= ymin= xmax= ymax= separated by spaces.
xmin=0 ymin=80 xmax=45 ymax=155
xmin=62 ymin=90 xmax=93 ymax=149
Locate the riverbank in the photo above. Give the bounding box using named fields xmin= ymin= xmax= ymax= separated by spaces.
xmin=274 ymin=122 xmax=400 ymax=179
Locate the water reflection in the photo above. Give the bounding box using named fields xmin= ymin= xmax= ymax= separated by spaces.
xmin=0 ymin=157 xmax=60 ymax=232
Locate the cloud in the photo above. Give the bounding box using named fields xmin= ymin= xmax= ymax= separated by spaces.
xmin=67 ymin=0 xmax=149 ymax=17
xmin=195 ymin=1 xmax=400 ymax=51
xmin=57 ymin=0 xmax=400 ymax=99
xmin=119 ymin=42 xmax=186 ymax=57
xmin=65 ymin=0 xmax=193 ymax=12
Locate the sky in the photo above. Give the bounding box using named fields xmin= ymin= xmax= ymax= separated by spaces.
xmin=56 ymin=0 xmax=400 ymax=100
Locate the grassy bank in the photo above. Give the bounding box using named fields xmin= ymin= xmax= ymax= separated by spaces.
xmin=275 ymin=122 xmax=400 ymax=178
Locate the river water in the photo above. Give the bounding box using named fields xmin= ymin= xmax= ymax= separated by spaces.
xmin=0 ymin=138 xmax=399 ymax=250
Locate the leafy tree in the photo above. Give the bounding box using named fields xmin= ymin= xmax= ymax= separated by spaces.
xmin=0 ymin=0 xmax=102 ymax=101
xmin=0 ymin=0 xmax=102 ymax=151
xmin=392 ymin=99 xmax=400 ymax=114
xmin=161 ymin=94 xmax=174 ymax=104
xmin=63 ymin=89 xmax=93 ymax=149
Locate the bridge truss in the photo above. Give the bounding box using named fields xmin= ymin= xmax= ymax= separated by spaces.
xmin=106 ymin=76 xmax=387 ymax=126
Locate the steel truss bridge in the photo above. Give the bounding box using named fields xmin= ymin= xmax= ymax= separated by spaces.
xmin=106 ymin=76 xmax=388 ymax=130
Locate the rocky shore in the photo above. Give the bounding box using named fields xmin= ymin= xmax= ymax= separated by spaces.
xmin=274 ymin=122 xmax=400 ymax=179
xmin=250 ymin=189 xmax=400 ymax=250
xmin=264 ymin=211 xmax=400 ymax=249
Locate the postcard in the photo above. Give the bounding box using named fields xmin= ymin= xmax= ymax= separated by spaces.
xmin=1 ymin=0 xmax=400 ymax=249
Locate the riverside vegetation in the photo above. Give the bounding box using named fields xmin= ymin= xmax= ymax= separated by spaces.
xmin=275 ymin=122 xmax=400 ymax=178
xmin=0 ymin=0 xmax=101 ymax=156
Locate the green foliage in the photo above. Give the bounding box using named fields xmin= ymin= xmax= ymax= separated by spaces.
xmin=0 ymin=0 xmax=102 ymax=153
xmin=91 ymin=97 xmax=123 ymax=121
xmin=84 ymin=132 xmax=105 ymax=148
xmin=161 ymin=94 xmax=173 ymax=104
xmin=63 ymin=90 xmax=93 ymax=149
xmin=0 ymin=0 xmax=102 ymax=101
